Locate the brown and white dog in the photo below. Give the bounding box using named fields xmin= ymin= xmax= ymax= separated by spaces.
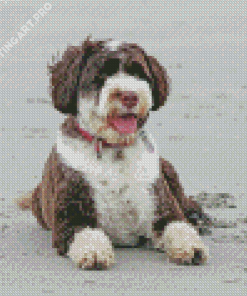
xmin=17 ymin=37 xmax=212 ymax=269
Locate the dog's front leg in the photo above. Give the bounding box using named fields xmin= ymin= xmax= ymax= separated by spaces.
xmin=51 ymin=207 xmax=75 ymax=256
xmin=51 ymin=199 xmax=114 ymax=269
xmin=153 ymin=176 xmax=209 ymax=265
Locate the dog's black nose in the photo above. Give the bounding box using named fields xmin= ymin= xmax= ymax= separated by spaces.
xmin=121 ymin=91 xmax=139 ymax=109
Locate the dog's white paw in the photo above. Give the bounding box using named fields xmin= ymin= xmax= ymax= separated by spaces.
xmin=67 ymin=227 xmax=115 ymax=269
xmin=156 ymin=221 xmax=209 ymax=265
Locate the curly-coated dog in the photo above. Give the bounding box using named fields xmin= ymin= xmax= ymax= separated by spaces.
xmin=17 ymin=37 xmax=212 ymax=269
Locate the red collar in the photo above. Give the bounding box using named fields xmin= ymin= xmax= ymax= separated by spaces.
xmin=74 ymin=121 xmax=155 ymax=158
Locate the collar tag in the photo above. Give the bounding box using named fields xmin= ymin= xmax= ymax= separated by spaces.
xmin=139 ymin=130 xmax=155 ymax=153
xmin=95 ymin=139 xmax=103 ymax=159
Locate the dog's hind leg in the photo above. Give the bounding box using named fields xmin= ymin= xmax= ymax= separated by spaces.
xmin=16 ymin=183 xmax=50 ymax=230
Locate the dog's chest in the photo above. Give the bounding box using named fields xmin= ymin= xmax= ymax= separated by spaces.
xmin=56 ymin=132 xmax=160 ymax=245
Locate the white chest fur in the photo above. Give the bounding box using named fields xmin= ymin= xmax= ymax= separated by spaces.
xmin=56 ymin=130 xmax=160 ymax=246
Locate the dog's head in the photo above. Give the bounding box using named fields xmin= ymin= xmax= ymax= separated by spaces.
xmin=48 ymin=37 xmax=170 ymax=145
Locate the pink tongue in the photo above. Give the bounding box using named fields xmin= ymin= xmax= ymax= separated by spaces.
xmin=110 ymin=115 xmax=137 ymax=134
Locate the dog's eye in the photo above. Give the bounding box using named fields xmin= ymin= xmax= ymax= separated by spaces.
xmin=99 ymin=58 xmax=120 ymax=77
xmin=126 ymin=62 xmax=148 ymax=80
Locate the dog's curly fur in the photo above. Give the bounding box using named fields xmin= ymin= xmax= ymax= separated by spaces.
xmin=17 ymin=37 xmax=212 ymax=269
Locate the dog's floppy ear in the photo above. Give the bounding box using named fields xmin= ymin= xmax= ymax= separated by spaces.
xmin=145 ymin=55 xmax=171 ymax=111
xmin=48 ymin=37 xmax=102 ymax=115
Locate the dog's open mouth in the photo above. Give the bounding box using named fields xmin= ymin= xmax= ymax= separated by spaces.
xmin=108 ymin=114 xmax=138 ymax=134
